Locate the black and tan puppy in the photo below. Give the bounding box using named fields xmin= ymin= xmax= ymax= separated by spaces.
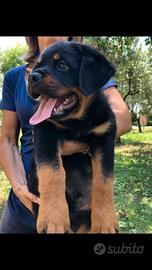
xmin=28 ymin=41 xmax=118 ymax=233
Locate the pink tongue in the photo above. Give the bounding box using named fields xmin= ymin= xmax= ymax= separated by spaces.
xmin=29 ymin=97 xmax=57 ymax=125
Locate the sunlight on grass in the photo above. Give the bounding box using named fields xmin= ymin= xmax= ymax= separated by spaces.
xmin=115 ymin=127 xmax=152 ymax=233
xmin=0 ymin=171 xmax=11 ymax=217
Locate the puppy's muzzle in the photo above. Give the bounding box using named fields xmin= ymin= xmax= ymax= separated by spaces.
xmin=29 ymin=72 xmax=42 ymax=85
xmin=28 ymin=72 xmax=44 ymax=99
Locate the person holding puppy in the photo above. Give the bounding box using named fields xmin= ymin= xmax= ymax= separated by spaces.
xmin=0 ymin=36 xmax=132 ymax=233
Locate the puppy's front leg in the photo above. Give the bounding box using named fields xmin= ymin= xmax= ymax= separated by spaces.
xmin=90 ymin=152 xmax=118 ymax=233
xmin=34 ymin=123 xmax=70 ymax=233
xmin=37 ymin=161 xmax=70 ymax=233
xmin=90 ymin=135 xmax=118 ymax=233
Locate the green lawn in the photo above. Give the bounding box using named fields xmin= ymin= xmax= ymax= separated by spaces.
xmin=114 ymin=127 xmax=152 ymax=233
xmin=0 ymin=127 xmax=152 ymax=233
xmin=0 ymin=170 xmax=10 ymax=218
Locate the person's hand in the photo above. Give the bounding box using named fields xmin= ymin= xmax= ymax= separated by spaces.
xmin=61 ymin=141 xmax=89 ymax=155
xmin=13 ymin=183 xmax=40 ymax=213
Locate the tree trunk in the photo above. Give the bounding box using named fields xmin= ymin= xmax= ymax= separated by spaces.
xmin=116 ymin=137 xmax=121 ymax=144
xmin=137 ymin=117 xmax=142 ymax=133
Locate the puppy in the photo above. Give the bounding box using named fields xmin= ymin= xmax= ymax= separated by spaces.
xmin=27 ymin=41 xmax=118 ymax=233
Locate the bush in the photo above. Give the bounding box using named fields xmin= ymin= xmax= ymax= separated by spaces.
xmin=0 ymin=44 xmax=27 ymax=74
xmin=0 ymin=71 xmax=3 ymax=87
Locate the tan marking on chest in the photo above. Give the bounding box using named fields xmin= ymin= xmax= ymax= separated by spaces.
xmin=91 ymin=121 xmax=111 ymax=135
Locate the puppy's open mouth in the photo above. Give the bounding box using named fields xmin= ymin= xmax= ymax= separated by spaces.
xmin=29 ymin=94 xmax=78 ymax=125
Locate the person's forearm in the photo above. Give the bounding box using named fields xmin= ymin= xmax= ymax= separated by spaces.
xmin=0 ymin=137 xmax=27 ymax=189
xmin=113 ymin=108 xmax=132 ymax=139
xmin=103 ymin=87 xmax=132 ymax=138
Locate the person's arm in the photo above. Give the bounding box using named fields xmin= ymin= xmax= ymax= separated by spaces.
xmin=0 ymin=110 xmax=40 ymax=211
xmin=103 ymin=87 xmax=132 ymax=138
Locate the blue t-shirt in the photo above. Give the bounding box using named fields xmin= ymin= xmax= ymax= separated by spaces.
xmin=0 ymin=64 xmax=117 ymax=229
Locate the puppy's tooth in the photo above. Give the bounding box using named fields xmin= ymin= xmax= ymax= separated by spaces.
xmin=56 ymin=105 xmax=62 ymax=112
xmin=64 ymin=98 xmax=69 ymax=104
xmin=59 ymin=105 xmax=63 ymax=112
xmin=63 ymin=98 xmax=70 ymax=105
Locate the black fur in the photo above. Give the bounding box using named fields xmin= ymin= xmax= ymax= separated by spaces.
xmin=27 ymin=41 xmax=116 ymax=232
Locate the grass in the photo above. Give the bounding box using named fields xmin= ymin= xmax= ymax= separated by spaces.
xmin=114 ymin=126 xmax=152 ymax=233
xmin=0 ymin=126 xmax=152 ymax=233
xmin=0 ymin=171 xmax=10 ymax=218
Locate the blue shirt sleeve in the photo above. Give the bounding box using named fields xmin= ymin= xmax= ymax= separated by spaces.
xmin=101 ymin=78 xmax=117 ymax=91
xmin=0 ymin=70 xmax=16 ymax=111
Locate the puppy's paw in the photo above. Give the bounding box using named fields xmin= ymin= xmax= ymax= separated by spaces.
xmin=37 ymin=202 xmax=71 ymax=234
xmin=90 ymin=208 xmax=119 ymax=233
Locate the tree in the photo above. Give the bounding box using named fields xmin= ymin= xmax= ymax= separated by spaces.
xmin=0 ymin=44 xmax=27 ymax=74
xmin=124 ymin=49 xmax=152 ymax=132
xmin=85 ymin=37 xmax=152 ymax=132
xmin=0 ymin=50 xmax=4 ymax=87
xmin=0 ymin=71 xmax=3 ymax=88
xmin=145 ymin=36 xmax=152 ymax=66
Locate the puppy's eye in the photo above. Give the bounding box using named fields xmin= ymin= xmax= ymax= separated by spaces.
xmin=58 ymin=61 xmax=69 ymax=71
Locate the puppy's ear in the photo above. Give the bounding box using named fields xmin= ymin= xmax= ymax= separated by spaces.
xmin=79 ymin=45 xmax=116 ymax=95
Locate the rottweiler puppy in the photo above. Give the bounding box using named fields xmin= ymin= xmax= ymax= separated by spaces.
xmin=27 ymin=41 xmax=118 ymax=233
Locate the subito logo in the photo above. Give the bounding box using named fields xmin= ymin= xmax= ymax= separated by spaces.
xmin=94 ymin=243 xmax=106 ymax=255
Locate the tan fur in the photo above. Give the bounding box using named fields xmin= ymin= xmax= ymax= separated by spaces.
xmin=91 ymin=121 xmax=111 ymax=135
xmin=36 ymin=163 xmax=70 ymax=233
xmin=90 ymin=152 xmax=118 ymax=233
xmin=77 ymin=225 xmax=90 ymax=233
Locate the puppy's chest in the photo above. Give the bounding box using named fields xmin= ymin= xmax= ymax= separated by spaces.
xmin=58 ymin=114 xmax=113 ymax=140
xmin=58 ymin=120 xmax=110 ymax=144
xmin=61 ymin=128 xmax=92 ymax=142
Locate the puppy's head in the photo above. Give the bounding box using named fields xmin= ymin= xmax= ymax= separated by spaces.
xmin=28 ymin=41 xmax=115 ymax=124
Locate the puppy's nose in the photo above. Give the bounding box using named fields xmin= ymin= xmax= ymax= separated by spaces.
xmin=29 ymin=72 xmax=42 ymax=83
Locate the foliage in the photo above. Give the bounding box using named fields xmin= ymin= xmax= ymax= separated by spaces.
xmin=147 ymin=115 xmax=152 ymax=126
xmin=0 ymin=170 xmax=10 ymax=218
xmin=0 ymin=44 xmax=27 ymax=74
xmin=85 ymin=37 xmax=152 ymax=126
xmin=145 ymin=37 xmax=152 ymax=46
xmin=0 ymin=49 xmax=4 ymax=87
xmin=0 ymin=71 xmax=3 ymax=88
xmin=85 ymin=36 xmax=139 ymax=66
xmin=145 ymin=37 xmax=152 ymax=66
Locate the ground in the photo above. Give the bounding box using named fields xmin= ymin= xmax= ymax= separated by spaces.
xmin=115 ymin=126 xmax=152 ymax=233
xmin=0 ymin=127 xmax=152 ymax=233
